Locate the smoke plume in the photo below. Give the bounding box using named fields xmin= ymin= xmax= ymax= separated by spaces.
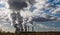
xmin=7 ymin=0 xmax=36 ymax=32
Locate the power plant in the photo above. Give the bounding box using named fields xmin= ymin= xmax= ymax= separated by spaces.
xmin=8 ymin=0 xmax=36 ymax=32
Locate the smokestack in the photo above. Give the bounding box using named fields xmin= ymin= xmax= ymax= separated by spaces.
xmin=27 ymin=17 xmax=34 ymax=31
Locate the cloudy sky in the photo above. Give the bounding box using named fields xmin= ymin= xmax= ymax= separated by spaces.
xmin=0 ymin=0 xmax=60 ymax=32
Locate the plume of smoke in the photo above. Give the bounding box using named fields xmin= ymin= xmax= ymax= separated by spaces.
xmin=8 ymin=0 xmax=27 ymax=32
xmin=7 ymin=0 xmax=36 ymax=32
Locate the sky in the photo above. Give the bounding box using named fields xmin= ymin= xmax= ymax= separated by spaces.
xmin=0 ymin=0 xmax=60 ymax=32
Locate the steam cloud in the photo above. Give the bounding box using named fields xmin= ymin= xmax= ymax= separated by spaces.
xmin=8 ymin=0 xmax=36 ymax=32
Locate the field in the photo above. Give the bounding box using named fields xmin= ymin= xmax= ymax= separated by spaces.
xmin=0 ymin=31 xmax=60 ymax=35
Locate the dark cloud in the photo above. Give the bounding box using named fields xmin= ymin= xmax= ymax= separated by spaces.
xmin=8 ymin=0 xmax=36 ymax=10
xmin=8 ymin=0 xmax=27 ymax=10
xmin=27 ymin=0 xmax=36 ymax=5
xmin=32 ymin=16 xmax=58 ymax=22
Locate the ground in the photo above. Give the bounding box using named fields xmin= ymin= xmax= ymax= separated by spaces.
xmin=0 ymin=31 xmax=60 ymax=35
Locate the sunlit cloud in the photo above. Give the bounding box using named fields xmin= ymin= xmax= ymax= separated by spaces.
xmin=52 ymin=7 xmax=60 ymax=14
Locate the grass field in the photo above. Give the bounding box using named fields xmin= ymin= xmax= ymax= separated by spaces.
xmin=0 ymin=31 xmax=60 ymax=35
